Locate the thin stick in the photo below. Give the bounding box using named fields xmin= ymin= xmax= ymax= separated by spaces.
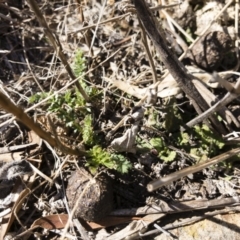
xmin=0 ymin=47 xmax=122 ymax=128
xmin=138 ymin=17 xmax=158 ymax=84
xmin=161 ymin=9 xmax=194 ymax=43
xmin=147 ymin=147 xmax=240 ymax=192
xmin=26 ymin=0 xmax=89 ymax=102
xmin=68 ymin=13 xmax=130 ymax=35
xmin=0 ymin=91 xmax=86 ymax=156
xmin=88 ymin=0 xmax=107 ymax=56
xmin=133 ymin=0 xmax=225 ymax=133
xmin=68 ymin=3 xmax=181 ymax=35
xmin=235 ymin=0 xmax=239 ymax=62
xmin=186 ymin=78 xmax=240 ymax=128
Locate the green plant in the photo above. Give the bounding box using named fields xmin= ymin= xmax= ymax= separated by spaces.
xmin=191 ymin=124 xmax=225 ymax=160
xmin=29 ymin=50 xmax=131 ymax=173
xmin=161 ymin=98 xmax=184 ymax=132
xmin=111 ymin=153 xmax=132 ymax=173
xmin=86 ymin=146 xmax=132 ymax=174
xmin=137 ymin=137 xmax=177 ymax=162
xmin=46 ymin=89 xmax=89 ymax=134
xmin=173 ymin=124 xmax=225 ymax=161
xmin=29 ymin=50 xmax=99 ymax=140
xmin=29 ymin=92 xmax=50 ymax=104
xmin=72 ymin=49 xmax=86 ymax=79
xmin=72 ymin=50 xmax=101 ymax=99
xmin=82 ymin=114 xmax=94 ymax=145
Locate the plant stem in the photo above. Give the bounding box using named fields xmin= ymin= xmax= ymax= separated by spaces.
xmin=26 ymin=0 xmax=90 ymax=102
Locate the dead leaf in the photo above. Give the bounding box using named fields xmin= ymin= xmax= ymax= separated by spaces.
xmin=31 ymin=214 xmax=69 ymax=229
xmin=28 ymin=130 xmax=42 ymax=145
xmin=107 ymin=213 xmax=165 ymax=240
xmin=28 ymin=130 xmax=42 ymax=155
xmin=104 ymin=77 xmax=146 ymax=99
xmin=86 ymin=216 xmax=143 ymax=230
xmin=110 ymin=124 xmax=138 ymax=153
xmin=0 ymin=187 xmax=30 ymax=239
xmin=105 ymin=66 xmax=232 ymax=100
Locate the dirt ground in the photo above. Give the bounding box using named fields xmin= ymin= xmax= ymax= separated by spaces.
xmin=1 ymin=0 xmax=240 ymax=239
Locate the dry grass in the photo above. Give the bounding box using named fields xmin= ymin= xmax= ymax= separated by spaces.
xmin=0 ymin=0 xmax=240 ymax=239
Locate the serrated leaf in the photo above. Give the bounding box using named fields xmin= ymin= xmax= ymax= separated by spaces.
xmin=137 ymin=138 xmax=152 ymax=152
xmin=150 ymin=138 xmax=165 ymax=150
xmin=178 ymin=132 xmax=190 ymax=146
xmin=111 ymin=154 xmax=132 ymax=173
xmin=159 ymin=150 xmax=176 ymax=162
xmin=72 ymin=50 xmax=86 ymax=78
xmin=82 ymin=114 xmax=94 ymax=145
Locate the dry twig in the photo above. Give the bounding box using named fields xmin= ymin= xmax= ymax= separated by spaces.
xmin=187 ymin=77 xmax=240 ymax=128
xmin=147 ymin=147 xmax=240 ymax=191
xmin=0 ymin=91 xmax=86 ymax=156
xmin=26 ymin=0 xmax=89 ymax=102
xmin=132 ymin=0 xmax=225 ymax=133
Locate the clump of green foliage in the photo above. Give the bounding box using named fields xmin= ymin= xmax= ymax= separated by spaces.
xmin=29 ymin=50 xmax=131 ymax=174
xmin=72 ymin=49 xmax=100 ymax=100
xmin=29 ymin=50 xmax=98 ymax=142
xmin=30 ymin=88 xmax=94 ymax=142
xmin=29 ymin=92 xmax=50 ymax=103
xmin=138 ymin=123 xmax=225 ymax=162
xmin=72 ymin=49 xmax=86 ymax=78
xmin=147 ymin=98 xmax=185 ymax=132
xmin=82 ymin=114 xmax=94 ymax=145
xmin=174 ymin=124 xmax=225 ymax=161
xmin=142 ymin=97 xmax=225 ymax=162
xmin=137 ymin=137 xmax=176 ymax=162
xmin=86 ymin=146 xmax=132 ymax=174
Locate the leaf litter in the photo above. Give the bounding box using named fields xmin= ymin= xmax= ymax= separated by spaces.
xmin=0 ymin=0 xmax=240 ymax=239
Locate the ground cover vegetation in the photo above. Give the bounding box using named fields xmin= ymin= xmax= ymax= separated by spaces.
xmin=0 ymin=0 xmax=240 ymax=239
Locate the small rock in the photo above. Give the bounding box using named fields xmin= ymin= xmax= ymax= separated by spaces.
xmin=66 ymin=168 xmax=113 ymax=221
xmin=188 ymin=31 xmax=233 ymax=71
